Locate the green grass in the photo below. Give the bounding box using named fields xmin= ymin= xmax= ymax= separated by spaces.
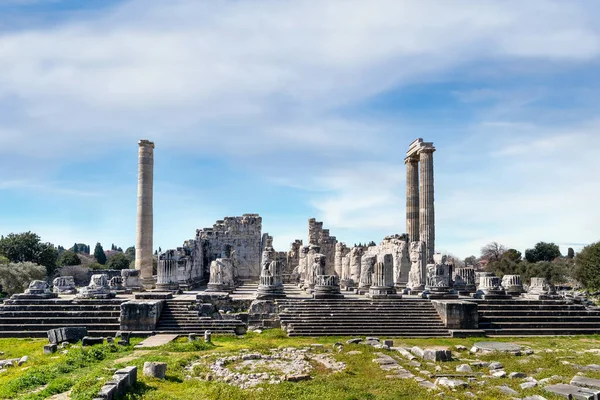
xmin=2 ymin=332 xmax=600 ymax=399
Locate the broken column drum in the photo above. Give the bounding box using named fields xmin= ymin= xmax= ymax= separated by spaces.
xmin=522 ymin=277 xmax=560 ymax=300
xmin=477 ymin=274 xmax=510 ymax=299
xmin=501 ymin=274 xmax=524 ymax=296
xmin=312 ymin=253 xmax=343 ymax=299
xmin=256 ymin=248 xmax=285 ymax=299
xmin=206 ymin=258 xmax=236 ymax=292
xmin=368 ymin=254 xmax=398 ymax=298
xmin=77 ymin=274 xmax=115 ymax=299
xmin=156 ymin=250 xmax=179 ymax=291
xmin=135 ymin=139 xmax=155 ymax=289
xmin=454 ymin=266 xmax=476 ymax=295
xmin=358 ymin=254 xmax=376 ymax=293
xmin=348 ymin=246 xmax=364 ymax=288
xmin=52 ymin=276 xmax=77 ymax=294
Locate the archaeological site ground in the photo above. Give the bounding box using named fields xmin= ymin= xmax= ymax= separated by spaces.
xmin=1 ymin=138 xmax=600 ymax=400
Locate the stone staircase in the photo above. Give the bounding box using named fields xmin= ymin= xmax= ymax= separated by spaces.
xmin=156 ymin=299 xmax=246 ymax=335
xmin=0 ymin=298 xmax=124 ymax=338
xmin=477 ymin=299 xmax=600 ymax=335
xmin=278 ymin=298 xmax=450 ymax=337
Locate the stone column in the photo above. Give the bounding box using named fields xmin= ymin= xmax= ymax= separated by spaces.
xmin=419 ymin=147 xmax=435 ymax=263
xmin=135 ymin=140 xmax=155 ymax=288
xmin=405 ymin=157 xmax=420 ymax=243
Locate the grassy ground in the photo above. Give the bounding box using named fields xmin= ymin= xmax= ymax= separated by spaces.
xmin=1 ymin=332 xmax=600 ymax=399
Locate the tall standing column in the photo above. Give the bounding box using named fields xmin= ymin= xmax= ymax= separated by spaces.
xmin=135 ymin=139 xmax=155 ymax=288
xmin=405 ymin=157 xmax=420 ymax=243
xmin=419 ymin=147 xmax=435 ymax=263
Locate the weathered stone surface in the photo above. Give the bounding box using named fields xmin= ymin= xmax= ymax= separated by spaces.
xmin=143 ymin=362 xmax=167 ymax=379
xmin=571 ymin=376 xmax=600 ymax=390
xmin=473 ymin=342 xmax=521 ymax=355
xmin=82 ymin=336 xmax=104 ymax=346
xmin=47 ymin=327 xmax=88 ymax=344
xmin=496 ymin=385 xmax=518 ymax=396
xmin=488 ymin=362 xmax=504 ymax=370
xmin=491 ymin=370 xmax=507 ymax=378
xmin=509 ymin=371 xmax=527 ymax=379
xmin=206 ymin=258 xmax=236 ymax=292
xmin=435 ymin=377 xmax=468 ymax=389
xmin=52 ymin=276 xmax=77 ymax=294
xmin=348 ymin=247 xmax=364 ymax=285
xmin=44 ymin=344 xmax=57 ymax=354
xmin=120 ymin=300 xmax=164 ymax=331
xmin=545 ymin=383 xmax=600 ymax=400
xmin=406 ymin=241 xmax=426 ymax=291
xmin=77 ymin=274 xmax=115 ymax=299
xmin=358 ymin=254 xmax=376 ymax=291
xmin=456 ymin=364 xmax=473 ymax=373
xmin=12 ymin=280 xmax=58 ymax=299
xmin=432 ymin=300 xmax=478 ymax=330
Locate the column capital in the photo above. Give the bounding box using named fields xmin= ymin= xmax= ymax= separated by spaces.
xmin=139 ymin=139 xmax=155 ymax=149
xmin=404 ymin=156 xmax=419 ymax=164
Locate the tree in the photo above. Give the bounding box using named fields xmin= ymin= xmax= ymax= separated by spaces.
xmin=525 ymin=242 xmax=562 ymax=263
xmin=0 ymin=232 xmax=58 ymax=276
xmin=58 ymin=250 xmax=81 ymax=267
xmin=106 ymin=253 xmax=131 ymax=270
xmin=503 ymin=249 xmax=522 ymax=263
xmin=574 ymin=242 xmax=600 ymax=291
xmin=463 ymin=256 xmax=478 ymax=267
xmin=117 ymin=247 xmax=123 ymax=252
xmin=480 ymin=242 xmax=507 ymax=262
xmin=0 ymin=255 xmax=9 ymax=265
xmin=567 ymin=247 xmax=575 ymax=259
xmin=94 ymin=243 xmax=107 ymax=265
xmin=73 ymin=243 xmax=79 ymax=253
xmin=125 ymin=246 xmax=135 ymax=261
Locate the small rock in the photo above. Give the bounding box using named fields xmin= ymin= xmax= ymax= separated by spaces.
xmin=496 ymin=385 xmax=518 ymax=396
xmin=509 ymin=372 xmax=527 ymax=379
xmin=491 ymin=370 xmax=507 ymax=378
xmin=17 ymin=356 xmax=28 ymax=366
xmin=470 ymin=361 xmax=489 ymax=368
xmin=43 ymin=344 xmax=57 ymax=354
xmin=524 ymin=349 xmax=534 ymax=355
xmin=455 ymin=345 xmax=468 ymax=351
xmin=521 ymin=381 xmax=538 ymax=389
xmin=488 ymin=362 xmax=504 ymax=370
xmin=143 ymin=362 xmax=167 ymax=379
xmin=523 ymin=396 xmax=547 ymax=400
xmin=435 ymin=377 xmax=468 ymax=389
xmin=284 ymin=374 xmax=311 ymax=382
xmin=346 ymin=351 xmax=362 ymax=355
xmin=346 ymin=338 xmax=362 ymax=344
xmin=366 ymin=337 xmax=380 ymax=342
xmin=457 ymin=364 xmax=473 ymax=373
xmin=383 ymin=340 xmax=393 ymax=347
xmin=419 ymin=381 xmax=437 ymax=390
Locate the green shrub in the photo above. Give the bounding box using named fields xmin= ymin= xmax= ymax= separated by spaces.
xmin=0 ymin=262 xmax=46 ymax=295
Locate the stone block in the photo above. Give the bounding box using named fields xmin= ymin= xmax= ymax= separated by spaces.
xmin=423 ymin=349 xmax=451 ymax=362
xmin=47 ymin=327 xmax=88 ymax=344
xmin=545 ymin=383 xmax=600 ymax=400
xmin=43 ymin=344 xmax=57 ymax=354
xmin=410 ymin=346 xmax=425 ymax=359
xmin=82 ymin=337 xmax=104 ymax=346
xmin=571 ymin=376 xmax=600 ymax=391
xmin=143 ymin=362 xmax=167 ymax=379
xmin=134 ymin=292 xmax=173 ymax=300
xmin=383 ymin=340 xmax=393 ymax=347
xmin=120 ymin=300 xmax=164 ymax=331
xmin=115 ymin=366 xmax=137 ymax=387
xmin=17 ymin=356 xmax=28 ymax=366
xmin=431 ymin=300 xmax=478 ymax=329
xmin=98 ymin=383 xmax=117 ymax=400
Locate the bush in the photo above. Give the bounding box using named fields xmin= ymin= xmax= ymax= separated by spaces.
xmin=57 ymin=250 xmax=81 ymax=267
xmin=574 ymin=242 xmax=600 ymax=291
xmin=106 ymin=253 xmax=131 ymax=270
xmin=0 ymin=262 xmax=47 ymax=295
xmin=87 ymin=262 xmax=105 ymax=270
xmin=58 ymin=265 xmax=90 ymax=286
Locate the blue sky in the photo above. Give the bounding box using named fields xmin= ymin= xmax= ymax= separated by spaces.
xmin=0 ymin=0 xmax=599 ymax=258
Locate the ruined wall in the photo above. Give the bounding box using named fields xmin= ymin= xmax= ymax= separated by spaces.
xmin=375 ymin=234 xmax=410 ymax=288
xmin=308 ymin=218 xmax=337 ymax=269
xmin=286 ymin=240 xmax=303 ymax=275
xmin=198 ymin=214 xmax=263 ymax=280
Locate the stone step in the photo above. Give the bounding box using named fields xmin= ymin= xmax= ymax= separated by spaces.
xmin=3 ymin=299 xmax=126 ymax=305
xmin=0 ymin=330 xmax=120 ymax=338
xmin=287 ymin=330 xmax=450 ymax=337
xmin=479 ymin=310 xmax=599 ymax=316
xmin=0 ymin=311 xmax=121 ymax=318
xmin=156 ymin=329 xmax=236 ymax=335
xmin=0 ymin=305 xmax=122 ymax=312
xmin=0 ymin=323 xmax=120 ymax=331
xmin=0 ymin=317 xmax=120 ymax=324
xmin=480 ymin=321 xmax=600 ymax=329
xmin=479 ymin=316 xmax=600 ymax=323
xmin=477 ymin=305 xmax=586 ymax=311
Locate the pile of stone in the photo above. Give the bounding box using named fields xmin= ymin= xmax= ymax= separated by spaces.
xmin=0 ymin=356 xmax=28 ymax=369
xmin=188 ymin=347 xmax=345 ymax=389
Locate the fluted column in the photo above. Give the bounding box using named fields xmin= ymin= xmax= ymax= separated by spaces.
xmin=135 ymin=139 xmax=155 ymax=288
xmin=419 ymin=148 xmax=435 ymax=263
xmin=405 ymin=157 xmax=420 ymax=243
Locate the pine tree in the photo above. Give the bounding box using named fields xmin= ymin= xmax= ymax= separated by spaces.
xmin=94 ymin=242 xmax=107 ymax=265
xmin=73 ymin=243 xmax=79 ymax=253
